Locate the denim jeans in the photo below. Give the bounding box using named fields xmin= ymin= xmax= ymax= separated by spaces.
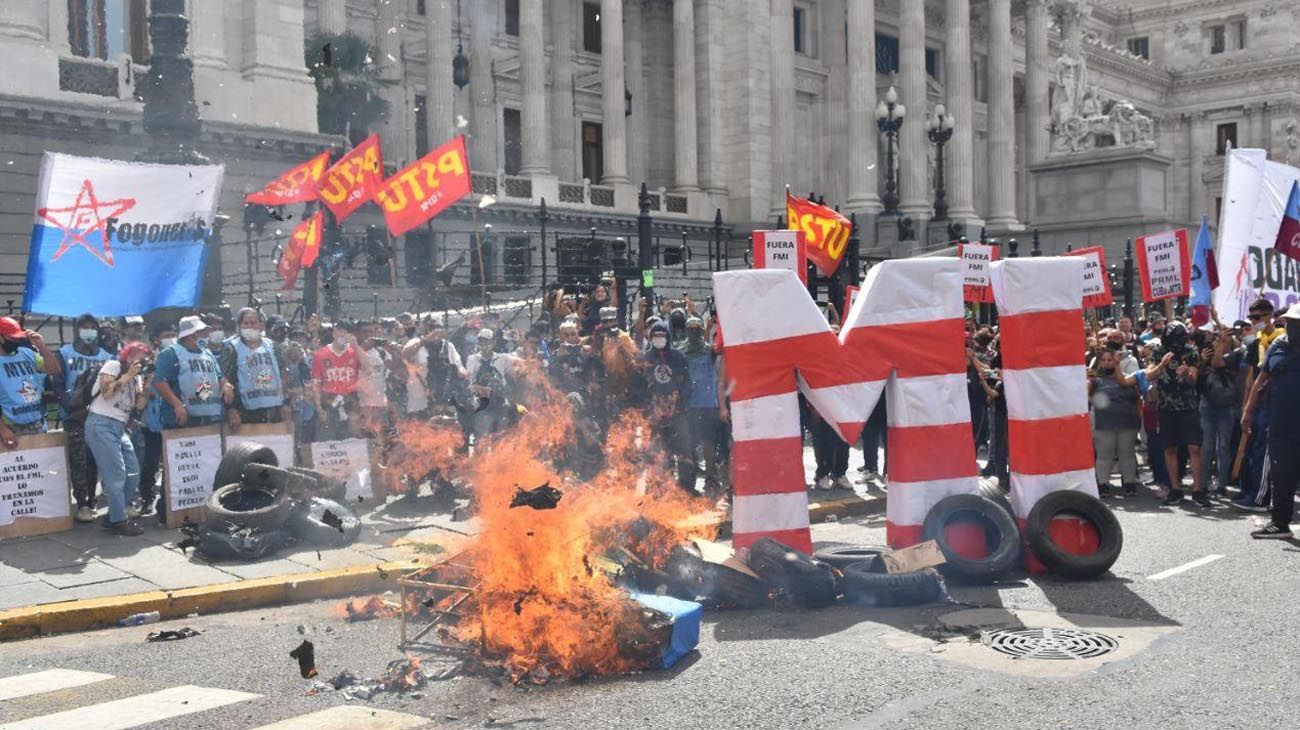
xmin=1199 ymin=402 xmax=1234 ymax=491
xmin=84 ymin=412 xmax=140 ymax=524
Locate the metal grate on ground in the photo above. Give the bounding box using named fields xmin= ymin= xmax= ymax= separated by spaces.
xmin=981 ymin=627 xmax=1119 ymax=660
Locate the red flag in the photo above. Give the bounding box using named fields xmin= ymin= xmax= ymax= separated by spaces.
xmin=786 ymin=191 xmax=851 ymax=276
xmin=376 ymin=135 xmax=472 ymax=238
xmin=277 ymin=211 xmax=324 ymax=290
xmin=246 ymin=151 xmax=331 ymax=206
xmin=319 ymin=134 xmax=385 ymax=222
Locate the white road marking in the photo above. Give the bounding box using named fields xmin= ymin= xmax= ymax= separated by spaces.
xmin=1147 ymin=554 xmax=1224 ymax=581
xmin=251 ymin=705 xmax=429 ymax=729
xmin=0 ymin=669 xmax=114 ymax=701
xmin=0 ymin=685 xmax=259 ymax=730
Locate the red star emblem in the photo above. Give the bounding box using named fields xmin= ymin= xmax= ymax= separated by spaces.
xmin=36 ymin=179 xmax=136 ymax=267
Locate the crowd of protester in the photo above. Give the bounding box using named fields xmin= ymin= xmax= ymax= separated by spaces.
xmin=2 ymin=279 xmax=1297 ymax=542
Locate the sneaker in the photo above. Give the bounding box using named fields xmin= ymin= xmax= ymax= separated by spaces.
xmin=104 ymin=520 xmax=144 ymax=537
xmin=1191 ymin=491 xmax=1212 ymax=508
xmin=861 ymin=471 xmax=880 ymax=483
xmin=75 ymin=506 xmax=95 ymax=523
xmin=832 ymin=476 xmax=853 ymax=490
xmin=1231 ymin=499 xmax=1269 ymax=513
xmin=1161 ymin=489 xmax=1185 ymax=506
xmin=127 ymin=501 xmax=142 ymax=519
xmin=856 ymin=465 xmax=868 ymax=474
xmin=136 ymin=500 xmax=155 ymax=517
xmin=1098 ymin=483 xmax=1113 ymax=497
xmin=814 ymin=476 xmax=834 ymax=491
xmin=1123 ymin=482 xmax=1139 ymax=497
xmin=1251 ymin=523 xmax=1293 ymax=540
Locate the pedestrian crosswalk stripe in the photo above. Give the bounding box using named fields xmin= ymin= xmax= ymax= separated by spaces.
xmin=251 ymin=705 xmax=429 ymax=729
xmin=0 ymin=669 xmax=114 ymax=701
xmin=0 ymin=684 xmax=259 ymax=730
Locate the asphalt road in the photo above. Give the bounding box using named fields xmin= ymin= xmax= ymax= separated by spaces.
xmin=1 ymin=489 xmax=1294 ymax=730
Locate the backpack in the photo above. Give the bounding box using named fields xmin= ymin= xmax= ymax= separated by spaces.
xmin=64 ymin=361 xmax=107 ymax=422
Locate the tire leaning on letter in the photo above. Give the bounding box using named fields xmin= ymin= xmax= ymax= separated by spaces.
xmin=212 ymin=442 xmax=278 ymax=493
xmin=922 ymin=493 xmax=1021 ymax=584
xmin=206 ymin=483 xmax=292 ymax=531
xmin=1025 ymin=490 xmax=1123 ymax=580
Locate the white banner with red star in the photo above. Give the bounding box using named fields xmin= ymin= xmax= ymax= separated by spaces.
xmin=23 ymin=153 xmax=224 ymax=317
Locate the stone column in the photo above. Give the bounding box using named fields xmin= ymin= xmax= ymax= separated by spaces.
xmin=770 ymin=0 xmax=796 ymax=217
xmin=518 ymin=0 xmax=549 ymax=174
xmin=1025 ymin=0 xmax=1049 ymax=165
xmin=317 ymin=0 xmax=347 ymax=35
xmin=0 ymin=0 xmax=43 ymax=41
xmin=985 ymin=0 xmax=1020 ymax=229
xmin=898 ymin=0 xmax=928 ymax=220
xmin=624 ymin=0 xmax=645 ymax=185
xmin=673 ymin=0 xmax=700 ymax=191
xmin=550 ymin=0 xmax=577 ymax=179
xmin=600 ymin=0 xmax=629 ymax=184
xmin=1187 ymin=112 xmax=1206 ymax=219
xmin=376 ymin=0 xmax=410 ymax=159
xmin=846 ymin=0 xmax=880 ymax=213
xmin=469 ymin=0 xmax=498 ymax=170
xmin=944 ymin=0 xmax=977 ymax=222
xmin=425 ymin=0 xmax=455 ymax=144
xmin=696 ymin=0 xmax=725 ymax=194
xmin=191 ymin=0 xmax=228 ymax=68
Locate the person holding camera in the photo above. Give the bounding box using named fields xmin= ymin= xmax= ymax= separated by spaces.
xmin=0 ymin=316 xmax=58 ymax=448
xmin=85 ymin=342 xmax=153 ymax=536
xmin=218 ymin=307 xmax=287 ymax=432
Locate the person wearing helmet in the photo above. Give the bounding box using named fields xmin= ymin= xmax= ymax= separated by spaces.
xmin=56 ymin=312 xmax=113 ymax=522
xmin=642 ymin=320 xmax=694 ymax=492
xmin=1152 ymin=321 xmax=1208 ymax=507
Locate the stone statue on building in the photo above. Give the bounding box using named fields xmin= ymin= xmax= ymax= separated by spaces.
xmin=1286 ymin=120 xmax=1300 ymax=165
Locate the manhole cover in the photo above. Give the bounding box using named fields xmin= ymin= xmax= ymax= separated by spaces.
xmin=981 ymin=627 xmax=1119 ymax=660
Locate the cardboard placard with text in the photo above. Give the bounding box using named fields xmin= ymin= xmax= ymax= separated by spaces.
xmin=844 ymin=285 xmax=860 ymax=320
xmin=1066 ymin=245 xmax=1114 ymax=308
xmin=224 ymin=421 xmax=295 ymax=470
xmin=751 ymin=230 xmax=808 ymax=285
xmin=0 ymin=432 xmax=72 ymax=539
xmin=163 ymin=424 xmax=223 ymax=528
xmin=1137 ymin=228 xmax=1191 ymax=302
xmin=958 ymin=243 xmax=998 ymax=303
xmin=309 ymin=438 xmax=374 ymax=503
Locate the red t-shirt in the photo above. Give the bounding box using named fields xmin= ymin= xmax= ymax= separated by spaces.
xmin=312 ymin=344 xmax=360 ymax=395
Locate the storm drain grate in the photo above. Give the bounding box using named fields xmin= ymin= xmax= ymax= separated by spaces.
xmin=981 ymin=627 xmax=1119 ymax=660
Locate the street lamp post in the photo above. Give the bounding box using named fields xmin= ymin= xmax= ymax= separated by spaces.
xmin=875 ymin=86 xmax=905 ymax=217
xmin=926 ymin=104 xmax=955 ymax=222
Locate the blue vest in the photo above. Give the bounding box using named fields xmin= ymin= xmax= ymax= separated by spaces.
xmin=0 ymin=349 xmax=46 ymax=426
xmin=169 ymin=344 xmax=223 ymax=419
xmin=232 ymin=337 xmax=284 ymax=410
xmin=684 ymin=350 xmax=718 ymax=409
xmin=57 ymin=343 xmax=110 ymax=417
xmin=142 ymin=390 xmax=164 ymax=432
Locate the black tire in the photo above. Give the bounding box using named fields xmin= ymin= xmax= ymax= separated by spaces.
xmin=1025 ymin=490 xmax=1123 ymax=580
xmin=841 ymin=565 xmax=945 ymax=607
xmin=206 ymin=483 xmax=292 ymax=530
xmin=285 ymin=497 xmax=362 ymax=547
xmin=196 ymin=524 xmax=292 ymax=561
xmin=745 ymin=537 xmax=837 ymax=608
xmin=922 ymin=493 xmax=1021 ymax=584
xmin=213 ymin=442 xmax=278 ymax=493
xmin=665 ymin=544 xmax=770 ymax=608
xmin=979 ymin=479 xmax=1014 ymax=518
xmin=812 ymin=545 xmax=890 ymax=571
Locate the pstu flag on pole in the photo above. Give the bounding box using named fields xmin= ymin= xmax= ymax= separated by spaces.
xmin=23 ymin=152 xmax=224 ymax=317
xmin=1188 ymin=215 xmax=1219 ymax=326
xmin=245 ymin=150 xmax=331 ymax=206
xmin=786 ymin=191 xmax=851 ymax=276
xmin=1274 ymin=180 xmax=1300 ymax=262
xmin=376 ymin=135 xmax=472 ymax=237
xmin=319 ymin=133 xmax=384 ymax=222
xmin=277 ymin=210 xmax=324 ymax=290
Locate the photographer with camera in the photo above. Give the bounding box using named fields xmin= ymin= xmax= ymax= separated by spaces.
xmin=85 ymin=341 xmax=154 ymax=536
xmin=218 ymin=307 xmax=288 ymax=432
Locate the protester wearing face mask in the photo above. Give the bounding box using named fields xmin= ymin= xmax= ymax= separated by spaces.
xmin=137 ymin=324 xmax=175 ymax=518
xmin=679 ymin=316 xmax=723 ymax=493
xmin=549 ymin=321 xmax=594 ymax=397
xmin=85 ymin=342 xmax=154 ymax=535
xmin=202 ymin=313 xmax=228 ymax=355
xmin=312 ymin=320 xmax=362 ymax=441
xmin=465 ymin=328 xmax=520 ymax=440
xmin=1235 ymin=298 xmax=1277 ymax=510
xmin=1089 ymin=349 xmax=1144 ymax=497
xmin=217 ymin=308 xmax=287 ymax=432
xmin=641 ymin=321 xmax=694 ymax=492
xmin=154 ymin=315 xmax=230 ymax=435
xmin=403 ymin=319 xmax=465 ymax=416
xmin=57 ymin=312 xmax=113 ymax=522
xmin=1153 ymin=321 xmax=1209 ymax=506
xmin=355 ymin=319 xmax=391 ymax=432
xmin=1242 ymin=303 xmax=1300 ymax=538
xmin=0 ymin=317 xmax=58 ymax=449
xmin=121 ymin=316 xmax=146 ymax=345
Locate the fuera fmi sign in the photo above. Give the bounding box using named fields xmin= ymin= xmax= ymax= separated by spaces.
xmin=751 ymin=229 xmax=808 ymax=285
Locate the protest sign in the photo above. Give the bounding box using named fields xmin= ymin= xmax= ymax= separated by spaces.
xmin=163 ymin=425 xmax=223 ymax=528
xmin=310 ymin=438 xmax=373 ymax=502
xmin=225 ymin=422 xmax=295 ymax=471
xmin=751 ymin=230 xmax=807 ymax=285
xmin=0 ymin=433 xmax=72 ymax=539
xmin=844 ymin=285 xmax=860 ymax=320
xmin=24 ymin=153 xmax=224 ymax=317
xmin=1066 ymin=246 xmax=1114 ymax=308
xmin=1213 ymin=149 xmax=1300 ymax=319
xmin=376 ymin=135 xmax=472 ymax=237
xmin=958 ymin=243 xmax=997 ymax=303
xmin=1137 ymin=229 xmax=1191 ymax=302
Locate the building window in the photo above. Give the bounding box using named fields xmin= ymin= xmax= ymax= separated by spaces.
xmin=504 ymin=0 xmax=519 ymax=36
xmin=875 ymin=33 xmax=899 ymax=74
xmin=582 ymin=2 xmax=601 ymax=54
xmin=1215 ymin=122 xmax=1237 ymax=155
xmin=69 ymin=0 xmax=150 ymax=63
xmin=417 ymin=0 xmax=425 ymax=15
xmin=503 ymin=108 xmax=522 ymax=175
xmin=792 ymin=4 xmax=817 ymax=57
xmin=1209 ymin=25 xmax=1226 ymax=54
xmin=502 ymin=236 xmax=532 ymax=287
xmin=973 ymin=54 xmax=987 ymax=103
xmin=414 ymin=94 xmax=429 ymax=158
xmin=1235 ymin=19 xmax=1247 ymax=49
xmin=1127 ymin=36 xmax=1150 ymax=59
xmin=581 ymin=122 xmax=603 ymax=182
xmin=925 ymin=48 xmax=940 ymax=80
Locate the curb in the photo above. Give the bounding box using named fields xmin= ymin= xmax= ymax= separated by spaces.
xmin=0 ymin=560 xmax=422 ymax=642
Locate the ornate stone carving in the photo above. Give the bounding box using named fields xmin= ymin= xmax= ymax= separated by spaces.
xmin=1259 ymin=5 xmax=1277 ymax=19
xmin=1173 ymin=20 xmax=1188 ymax=36
xmin=1286 ymin=120 xmax=1300 ymax=166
